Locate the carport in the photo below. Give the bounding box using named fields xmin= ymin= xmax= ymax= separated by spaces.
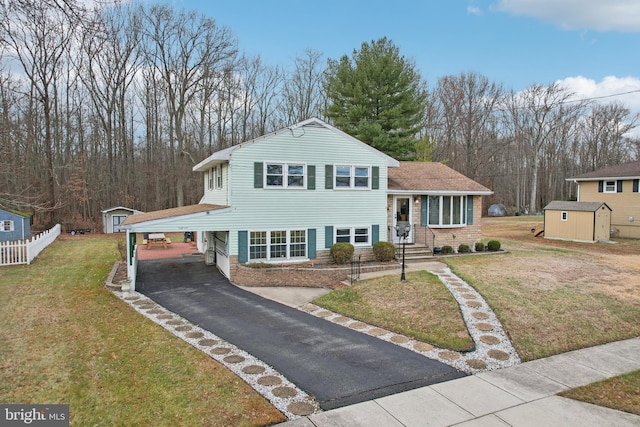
xmin=121 ymin=204 xmax=232 ymax=290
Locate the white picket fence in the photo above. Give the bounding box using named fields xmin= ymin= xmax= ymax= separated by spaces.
xmin=0 ymin=224 xmax=61 ymax=266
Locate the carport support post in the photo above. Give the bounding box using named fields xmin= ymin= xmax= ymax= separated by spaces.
xmin=126 ymin=230 xmax=135 ymax=292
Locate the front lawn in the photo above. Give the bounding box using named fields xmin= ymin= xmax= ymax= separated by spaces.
xmin=0 ymin=235 xmax=284 ymax=426
xmin=313 ymin=270 xmax=473 ymax=351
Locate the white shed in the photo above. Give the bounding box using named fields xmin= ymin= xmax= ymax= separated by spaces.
xmin=101 ymin=206 xmax=143 ymax=233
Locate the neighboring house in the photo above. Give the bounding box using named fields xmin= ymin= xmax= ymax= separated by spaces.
xmin=101 ymin=206 xmax=143 ymax=233
xmin=543 ymin=201 xmax=612 ymax=243
xmin=0 ymin=209 xmax=31 ymax=242
xmin=567 ymin=160 xmax=640 ymax=238
xmin=122 ymin=118 xmax=492 ymax=281
xmin=387 ymin=162 xmax=492 ymax=249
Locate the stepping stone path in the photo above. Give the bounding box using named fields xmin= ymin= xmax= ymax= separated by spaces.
xmin=111 ymin=289 xmax=320 ymax=421
xmin=302 ymin=263 xmax=520 ymax=374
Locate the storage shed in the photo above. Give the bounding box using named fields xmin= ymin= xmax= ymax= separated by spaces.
xmin=543 ymin=201 xmax=612 ymax=243
xmin=0 ymin=209 xmax=31 ymax=242
xmin=101 ymin=206 xmax=142 ymax=233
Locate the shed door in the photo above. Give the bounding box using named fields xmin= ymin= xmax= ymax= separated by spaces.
xmin=112 ymin=215 xmax=127 ymax=233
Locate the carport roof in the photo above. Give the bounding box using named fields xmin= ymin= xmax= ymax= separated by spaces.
xmin=121 ymin=204 xmax=227 ymax=226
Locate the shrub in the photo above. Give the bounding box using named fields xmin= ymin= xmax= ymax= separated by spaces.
xmin=330 ymin=242 xmax=354 ymax=264
xmin=475 ymin=242 xmax=485 ymax=252
xmin=373 ymin=241 xmax=396 ymax=262
xmin=487 ymin=240 xmax=501 ymax=251
xmin=441 ymin=245 xmax=454 ymax=254
xmin=458 ymin=244 xmax=470 ymax=253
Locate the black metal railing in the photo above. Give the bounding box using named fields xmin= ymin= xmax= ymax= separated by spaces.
xmin=350 ymin=254 xmax=361 ymax=285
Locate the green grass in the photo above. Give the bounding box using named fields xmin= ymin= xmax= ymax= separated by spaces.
xmin=313 ymin=271 xmax=474 ymax=351
xmin=0 ymin=235 xmax=284 ymax=426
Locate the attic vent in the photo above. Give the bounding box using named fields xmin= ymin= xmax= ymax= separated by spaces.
xmin=302 ymin=122 xmax=324 ymax=129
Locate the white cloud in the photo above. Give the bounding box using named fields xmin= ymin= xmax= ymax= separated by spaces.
xmin=493 ymin=0 xmax=640 ymax=32
xmin=557 ymin=75 xmax=640 ymax=136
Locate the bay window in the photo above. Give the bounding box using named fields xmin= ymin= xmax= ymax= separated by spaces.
xmin=426 ymin=195 xmax=467 ymax=227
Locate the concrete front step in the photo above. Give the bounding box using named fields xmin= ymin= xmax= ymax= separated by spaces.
xmin=395 ymin=244 xmax=433 ymax=262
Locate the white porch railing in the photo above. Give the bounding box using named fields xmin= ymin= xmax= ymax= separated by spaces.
xmin=0 ymin=224 xmax=61 ymax=266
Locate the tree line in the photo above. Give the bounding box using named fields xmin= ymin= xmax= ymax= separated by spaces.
xmin=1 ymin=0 xmax=638 ymax=230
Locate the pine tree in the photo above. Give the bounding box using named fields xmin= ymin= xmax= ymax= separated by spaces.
xmin=324 ymin=37 xmax=427 ymax=159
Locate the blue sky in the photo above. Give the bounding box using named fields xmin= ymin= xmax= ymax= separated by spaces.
xmin=172 ymin=0 xmax=640 ymax=121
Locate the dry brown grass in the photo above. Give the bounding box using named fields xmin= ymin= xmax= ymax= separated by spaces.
xmin=447 ymin=217 xmax=640 ymax=361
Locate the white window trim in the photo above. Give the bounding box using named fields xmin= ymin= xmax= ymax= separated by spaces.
xmin=248 ymin=229 xmax=308 ymax=262
xmin=561 ymin=211 xmax=568 ymax=221
xmin=603 ymin=180 xmax=617 ymax=193
xmin=264 ymin=162 xmax=307 ymax=189
xmin=334 ymin=225 xmax=371 ymax=246
xmin=426 ymin=195 xmax=468 ymax=228
xmin=1 ymin=220 xmax=14 ymax=232
xmin=334 ymin=165 xmax=371 ymax=190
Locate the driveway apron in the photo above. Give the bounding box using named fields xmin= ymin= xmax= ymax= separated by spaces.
xmin=136 ymin=257 xmax=466 ymax=410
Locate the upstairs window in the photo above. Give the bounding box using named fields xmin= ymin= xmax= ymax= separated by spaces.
xmin=604 ymin=180 xmax=617 ymax=193
xmin=265 ymin=162 xmax=306 ymax=189
xmin=334 ymin=165 xmax=370 ymax=189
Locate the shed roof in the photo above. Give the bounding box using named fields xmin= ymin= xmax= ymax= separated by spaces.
xmin=568 ymin=160 xmax=640 ymax=181
xmin=101 ymin=206 xmax=142 ymax=214
xmin=544 ymin=201 xmax=611 ymax=212
xmin=388 ymin=162 xmax=493 ymax=195
xmin=121 ymin=204 xmax=226 ymax=226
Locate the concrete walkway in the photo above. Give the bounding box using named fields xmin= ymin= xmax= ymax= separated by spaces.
xmin=279 ymin=337 xmax=640 ymax=426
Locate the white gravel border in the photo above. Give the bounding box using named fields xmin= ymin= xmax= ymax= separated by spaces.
xmin=110 ymin=287 xmax=319 ymax=420
xmin=302 ymin=266 xmax=521 ymax=374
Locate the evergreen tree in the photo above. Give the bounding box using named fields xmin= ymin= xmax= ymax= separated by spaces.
xmin=324 ymin=37 xmax=428 ymax=159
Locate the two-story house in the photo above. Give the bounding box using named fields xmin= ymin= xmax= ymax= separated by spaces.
xmin=567 ymin=160 xmax=640 ymax=239
xmin=122 ymin=118 xmax=491 ymax=285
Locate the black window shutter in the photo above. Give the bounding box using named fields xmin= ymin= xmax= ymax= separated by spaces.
xmin=634 ymin=179 xmax=639 ymax=193
xmin=238 ymin=231 xmax=248 ymax=262
xmin=372 ymin=166 xmax=379 ymax=189
xmin=325 ymin=226 xmax=333 ymax=248
xmin=617 ymin=180 xmax=623 ymax=193
xmin=325 ymin=165 xmax=333 ymax=189
xmin=421 ymin=195 xmax=427 ymax=226
xmin=254 ymin=162 xmax=263 ymax=188
xmin=307 ymin=165 xmax=315 ymax=190
xmin=598 ymin=180 xmax=603 ymax=192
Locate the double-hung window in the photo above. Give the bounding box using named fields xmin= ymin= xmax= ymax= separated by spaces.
xmin=249 ymin=230 xmax=307 ymax=261
xmin=426 ymin=195 xmax=467 ymax=227
xmin=265 ymin=163 xmax=305 ymax=188
xmin=335 ymin=226 xmax=370 ymax=246
xmin=604 ymin=180 xmax=617 ymax=193
xmin=335 ymin=165 xmax=370 ymax=189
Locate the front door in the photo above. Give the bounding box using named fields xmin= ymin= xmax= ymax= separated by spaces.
xmin=394 ymin=196 xmax=412 ymax=243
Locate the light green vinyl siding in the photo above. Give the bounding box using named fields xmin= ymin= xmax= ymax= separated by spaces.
xmin=133 ymin=126 xmax=391 ymax=254
xmin=200 ymin=163 xmax=230 ymax=205
xmin=227 ymin=127 xmax=389 ymax=256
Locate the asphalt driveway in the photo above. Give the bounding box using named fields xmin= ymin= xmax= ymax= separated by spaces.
xmin=136 ymin=257 xmax=466 ymax=410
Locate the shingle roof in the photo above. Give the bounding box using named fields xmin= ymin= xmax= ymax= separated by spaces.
xmin=569 ymin=160 xmax=640 ymax=180
xmin=544 ymin=201 xmax=611 ymax=212
xmin=121 ymin=204 xmax=227 ymax=225
xmin=388 ymin=162 xmax=492 ymax=194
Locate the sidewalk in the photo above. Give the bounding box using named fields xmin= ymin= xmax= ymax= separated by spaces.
xmin=279 ymin=337 xmax=640 ymax=426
